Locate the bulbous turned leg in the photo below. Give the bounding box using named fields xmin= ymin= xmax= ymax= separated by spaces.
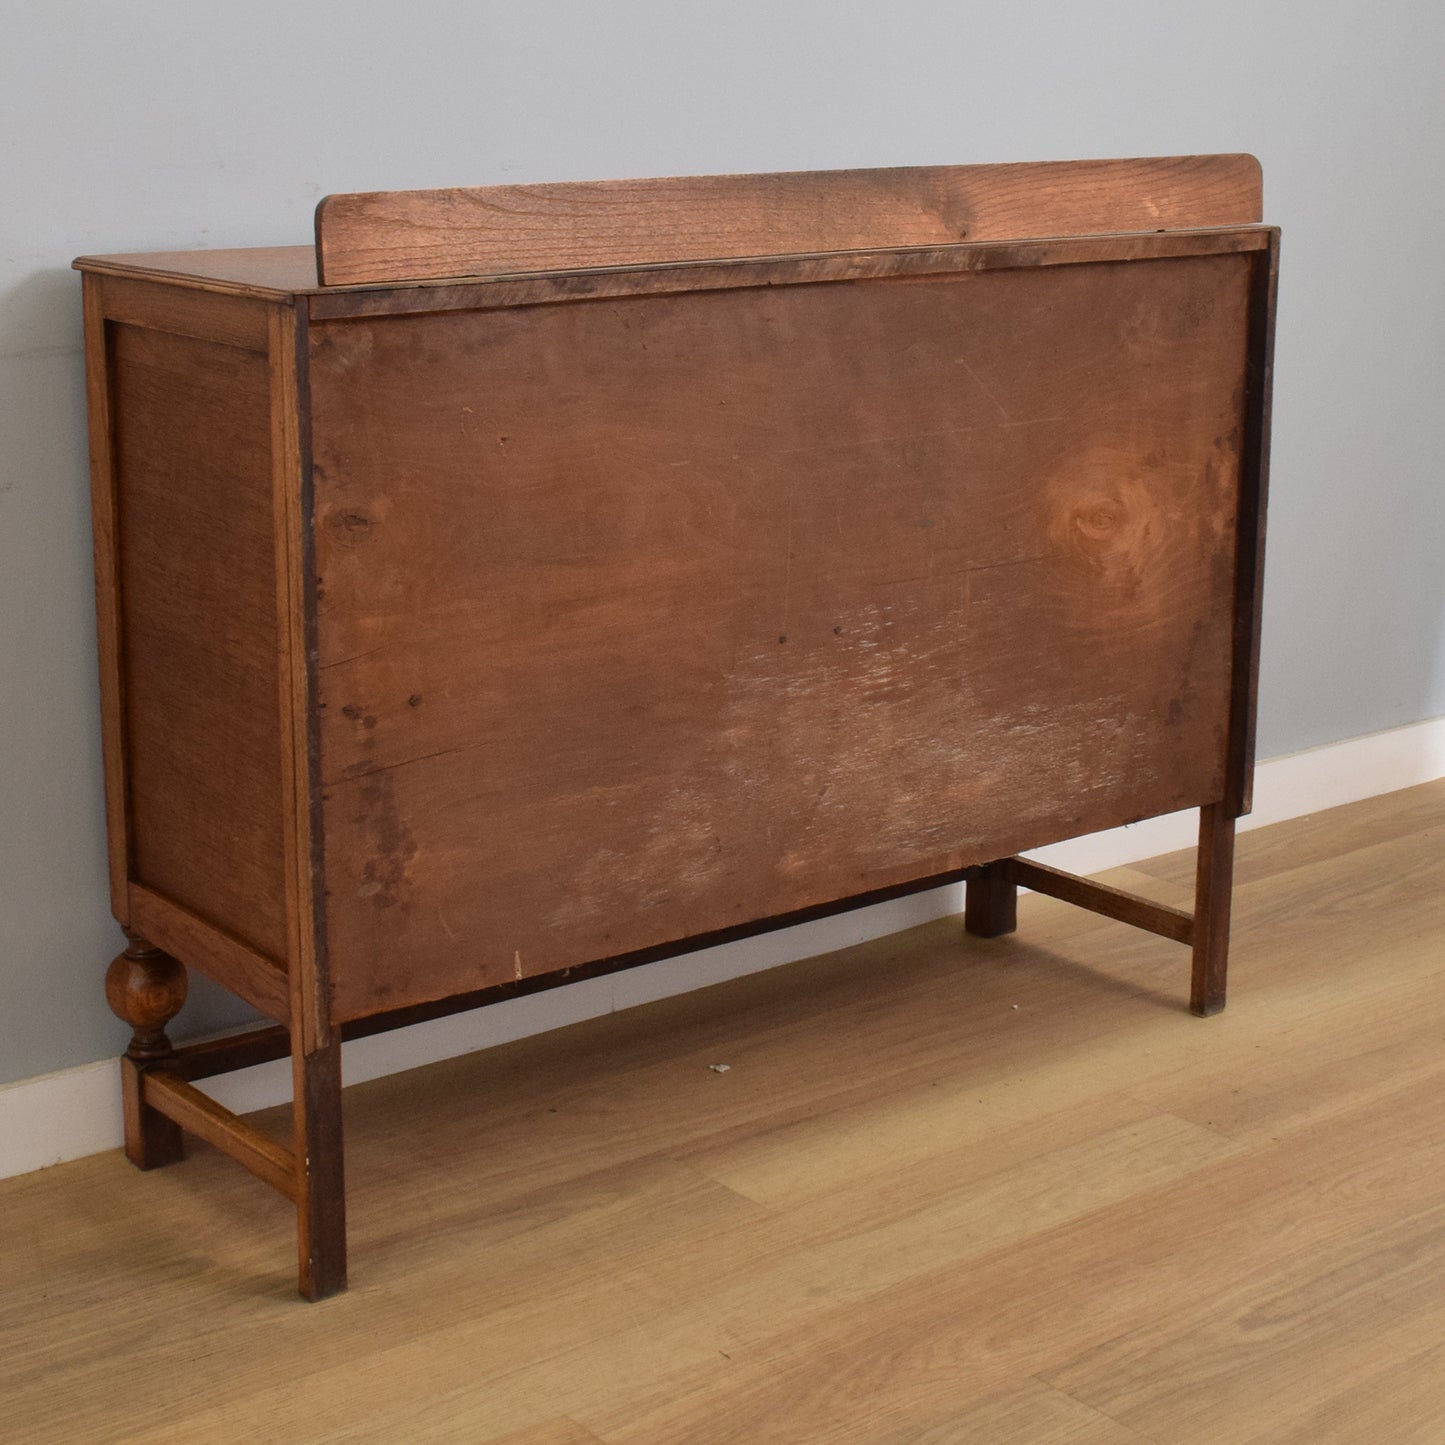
xmin=106 ymin=933 xmax=188 ymax=1168
xmin=106 ymin=932 xmax=187 ymax=1058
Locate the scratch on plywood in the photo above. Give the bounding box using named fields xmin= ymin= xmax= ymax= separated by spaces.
xmin=321 ymin=645 xmax=387 ymax=670
xmin=335 ymin=738 xmax=494 ymax=785
xmin=954 ymin=354 xmax=1013 ymax=421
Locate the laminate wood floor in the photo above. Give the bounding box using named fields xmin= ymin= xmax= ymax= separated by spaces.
xmin=3 ymin=781 xmax=1443 ymax=1443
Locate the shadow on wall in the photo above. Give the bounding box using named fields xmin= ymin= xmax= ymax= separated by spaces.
xmin=1433 ymin=601 xmax=1445 ymax=718
xmin=4 ymin=267 xmax=85 ymax=362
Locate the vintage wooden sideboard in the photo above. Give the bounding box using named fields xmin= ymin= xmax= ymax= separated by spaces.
xmin=75 ymin=154 xmax=1276 ymax=1299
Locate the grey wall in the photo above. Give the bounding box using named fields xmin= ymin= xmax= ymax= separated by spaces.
xmin=3 ymin=0 xmax=1442 ymax=1087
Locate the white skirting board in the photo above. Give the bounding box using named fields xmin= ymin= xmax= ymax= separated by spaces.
xmin=5 ymin=713 xmax=1444 ymax=1182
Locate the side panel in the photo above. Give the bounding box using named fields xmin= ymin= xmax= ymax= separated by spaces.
xmin=109 ymin=318 xmax=290 ymax=967
xmin=309 ymin=252 xmax=1252 ymax=1021
xmin=1225 ymin=237 xmax=1280 ymax=817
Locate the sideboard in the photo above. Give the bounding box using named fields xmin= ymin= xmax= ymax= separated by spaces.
xmin=75 ymin=154 xmax=1276 ymax=1298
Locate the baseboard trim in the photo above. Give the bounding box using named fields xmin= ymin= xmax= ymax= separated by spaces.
xmin=6 ymin=713 xmax=1443 ymax=1181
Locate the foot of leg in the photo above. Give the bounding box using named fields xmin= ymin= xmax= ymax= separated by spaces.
xmin=118 ymin=1055 xmax=184 ymax=1169
xmin=294 ymin=1039 xmax=347 ymax=1301
xmin=965 ymin=862 xmax=1018 ymax=938
xmin=1190 ymin=804 xmax=1236 ymax=1017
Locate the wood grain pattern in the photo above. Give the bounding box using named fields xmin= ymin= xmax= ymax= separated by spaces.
xmin=110 ymin=321 xmax=290 ymax=963
xmin=884 ymin=1378 xmax=1152 ymax=1443
xmin=98 ymin=273 xmax=272 ymax=349
xmin=314 ymin=154 xmax=1263 ymax=285
xmin=2 ymin=783 xmax=1437 ymax=1443
xmin=483 ymin=1422 xmax=608 ymax=1445
xmin=309 ymin=248 xmax=1251 ymax=1021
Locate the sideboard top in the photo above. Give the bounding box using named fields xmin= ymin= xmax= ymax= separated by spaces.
xmin=73 ymin=246 xmax=320 ymax=298
xmin=75 ymin=154 xmax=1264 ymax=299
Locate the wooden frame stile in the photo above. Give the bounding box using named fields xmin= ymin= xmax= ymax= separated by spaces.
xmin=270 ymin=300 xmax=347 ymax=1300
xmin=964 ymin=229 xmax=1278 ymax=1017
xmin=80 ymin=275 xmax=133 ymax=929
xmin=1191 ymin=228 xmax=1280 ymax=1016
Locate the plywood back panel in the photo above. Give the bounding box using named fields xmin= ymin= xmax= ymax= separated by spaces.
xmin=314 ymin=155 xmax=1262 ymax=285
xmin=308 ymin=248 xmax=1253 ymax=1022
xmin=111 ymin=323 xmax=289 ymax=963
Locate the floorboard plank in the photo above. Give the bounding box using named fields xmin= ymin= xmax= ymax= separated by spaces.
xmin=2 ymin=781 xmax=1442 ymax=1442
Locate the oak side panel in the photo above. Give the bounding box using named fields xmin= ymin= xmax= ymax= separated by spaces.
xmin=315 ymin=155 xmax=1262 ymax=285
xmin=111 ymin=323 xmax=289 ymax=962
xmin=309 ymin=252 xmax=1252 ymax=1021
